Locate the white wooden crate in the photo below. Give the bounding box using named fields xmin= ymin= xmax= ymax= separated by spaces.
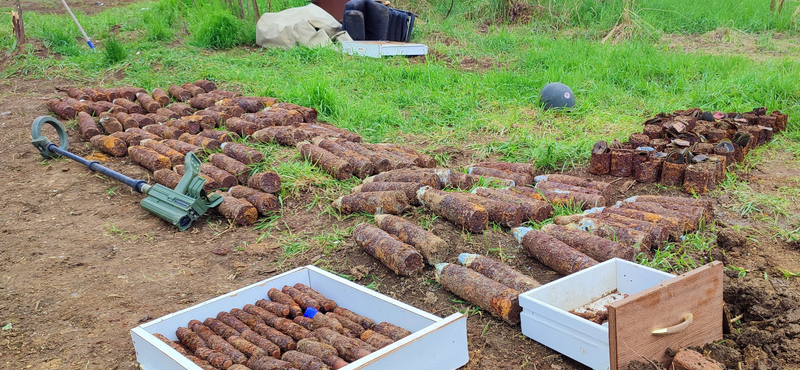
xmin=131 ymin=265 xmax=468 ymax=370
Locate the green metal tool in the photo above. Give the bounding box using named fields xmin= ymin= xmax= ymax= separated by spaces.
xmin=31 ymin=115 xmax=222 ymax=231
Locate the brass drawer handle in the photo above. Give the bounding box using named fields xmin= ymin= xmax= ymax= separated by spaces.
xmin=652 ymin=313 xmax=693 ymax=335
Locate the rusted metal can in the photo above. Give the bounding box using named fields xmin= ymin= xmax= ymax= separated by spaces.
xmin=458 ymin=253 xmax=540 ymax=292
xmin=47 ymin=98 xmax=77 ymax=120
xmin=332 ymin=191 xmax=410 ymax=215
xmin=707 ymin=155 xmax=726 ymax=185
xmin=128 ymin=146 xmax=171 ymax=171
xmin=457 ymin=193 xmax=524 ymax=228
xmin=179 ymin=133 xmax=221 ymax=151
xmin=435 ymin=263 xmax=522 ymax=324
xmin=90 ymin=135 xmax=128 ymax=156
xmin=296 ymin=338 xmax=349 ymax=369
xmin=513 ymin=227 xmax=598 ymax=275
xmin=629 ymin=133 xmax=650 ymax=148
xmin=575 ymin=217 xmax=650 ymax=250
xmin=297 ymin=142 xmax=354 ymax=180
xmin=374 ymin=214 xmax=446 ymax=265
xmin=364 ymin=169 xmax=441 ymax=189
xmin=209 ymin=153 xmax=251 ymax=184
xmin=143 ymin=124 xmax=184 ymax=140
xmin=313 ymin=138 xmax=373 ymax=179
xmin=473 ymin=187 xmax=553 ymax=222
xmin=248 ymin=171 xmax=282 ymax=194
xmin=201 ymin=163 xmax=238 ymax=188
xmin=474 ymin=161 xmax=535 ymax=177
xmin=168 ymin=85 xmax=192 ymax=102
xmin=682 ymin=162 xmax=714 ymax=195
xmin=643 ymin=124 xmax=663 ymax=140
xmin=215 ymin=192 xmax=258 ymax=226
xmin=199 ymin=129 xmax=239 ymax=143
xmin=633 ymin=152 xmax=662 ymax=184
xmin=649 ymin=139 xmax=669 ymax=152
xmin=163 ymin=139 xmax=201 ymax=155
xmin=229 ymin=186 xmax=280 ymax=215
xmin=221 ymin=142 xmax=264 ymax=166
xmin=610 ymin=149 xmax=634 ymax=177
xmin=541 ymin=224 xmax=633 ymax=261
xmin=417 ymin=187 xmax=488 ymax=233
xmin=76 ymin=112 xmax=101 ymax=140
xmin=660 ymin=160 xmax=686 ymax=187
xmin=352 ymin=223 xmax=424 ymax=276
xmin=469 ymin=166 xmax=531 ymax=186
xmin=589 ymin=140 xmax=611 ymax=175
xmin=513 ymin=186 xmax=606 ymax=210
xmin=97 ymin=112 xmax=123 ymax=134
xmin=353 ymin=182 xmax=424 ymax=206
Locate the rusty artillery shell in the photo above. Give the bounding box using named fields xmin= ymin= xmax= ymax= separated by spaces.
xmin=435 ymin=263 xmax=522 ymax=324
xmin=176 ymin=326 xmax=208 ymax=352
xmin=473 ymin=187 xmax=553 ymax=222
xmin=84 ymin=88 xmax=109 ymax=102
xmin=469 ymin=166 xmax=531 ymax=186
xmin=352 ymin=223 xmax=424 ymax=276
xmin=445 ymin=171 xmax=514 ymax=189
xmin=198 ymin=165 xmax=235 ymax=189
xmin=535 ymin=180 xmax=603 ymax=197
xmin=146 ymin=112 xmax=169 ymax=124
xmin=310 ymin=311 xmax=345 ymax=334
xmin=683 ymin=163 xmax=714 ymax=195
xmin=513 ymin=186 xmax=606 ymax=210
xmin=417 ymin=186 xmax=488 ymax=233
xmin=203 ymin=318 xmax=240 ymax=339
xmin=297 ymin=338 xmax=349 ymax=370
xmin=326 ymin=312 xmax=364 ymax=337
xmin=134 ymin=92 xmax=161 ymax=112
xmin=186 ymin=355 xmax=216 ymax=370
xmin=660 ymin=161 xmax=686 ymax=187
xmin=227 ymin=335 xmax=269 ymax=359
xmin=207 ymin=335 xmax=248 ymax=365
xmin=208 ymin=102 xmax=245 ymax=116
xmin=231 ymin=307 xmax=266 ymax=328
xmin=179 ymin=133 xmax=221 ymax=151
xmin=589 ymin=141 xmax=611 ymax=175
xmin=168 ymin=85 xmax=193 ymax=102
xmin=364 ymin=169 xmax=441 ymax=189
xmin=226 ymin=117 xmax=260 ymax=136
xmin=47 ymin=98 xmax=77 ymax=120
xmin=215 ymin=193 xmax=258 ymax=225
xmin=374 ymin=214 xmax=446 ymax=265
xmin=632 ymin=201 xmax=707 ymax=228
xmin=303 ymin=122 xmax=360 ymax=142
xmin=180 ymin=82 xmax=205 ymax=97
xmin=156 ymin=108 xmax=180 ymax=120
xmin=121 ymin=87 xmax=149 ymax=100
xmin=372 ymin=322 xmax=412 ymax=341
xmin=332 ymin=307 xmax=374 ymax=330
xmin=359 ymin=330 xmax=393 ymax=349
xmin=143 ymin=124 xmax=183 ymax=140
xmin=513 ymin=227 xmax=598 ymax=276
xmin=245 ymin=305 xmax=310 ymax=341
xmin=97 ymin=111 xmax=123 ymax=134
xmin=130 ymin=113 xmax=155 ymax=127
xmin=88 ymin=101 xmax=117 ymax=115
xmin=368 ymin=143 xmax=435 ymax=168
xmin=540 ymin=224 xmax=633 ymax=261
xmin=282 ymin=286 xmax=321 ymax=311
xmin=610 ymin=148 xmax=634 ymax=177
xmin=247 ymin=355 xmax=293 ymax=370
xmin=167 ymin=116 xmax=200 ymax=135
xmin=227 ymin=365 xmax=251 ymax=370
xmin=114 ymin=112 xmax=138 ymax=130
xmin=312 ymin=138 xmax=373 ymax=179
xmin=63 ymin=97 xmax=90 ymax=113
xmin=221 ymin=142 xmax=264 ymax=165
xmin=333 ymin=191 xmax=410 ymax=215
xmin=153 ymin=169 xmax=183 ymax=189
xmin=253 ymin=126 xmax=312 ymax=146
xmin=294 ymin=316 xmax=314 ymax=330
xmin=76 ymin=112 xmax=101 ymax=140
xmin=626 ymin=195 xmax=712 ymax=219
xmin=167 ymin=102 xmax=195 ymax=117
xmin=217 ymin=311 xmax=251 ymax=332
xmin=458 ymin=193 xmax=524 ymax=228
xmin=292 ymin=284 xmax=336 ymax=312
xmin=90 ymin=135 xmax=128 ymax=157
xmin=221 ymin=97 xmax=267 ymax=113
xmin=335 ymin=141 xmax=393 ymax=173
xmin=312 ymin=327 xmax=375 ymax=362
xmin=241 ymin=329 xmax=283 ymax=358
xmin=282 ymin=350 xmax=330 ymax=370
xmin=633 ymin=153 xmax=662 ymax=184
xmin=101 ymin=87 xmax=121 ymax=101
xmin=126 ymin=127 xmax=162 ymax=142
xmin=140 ymin=139 xmax=184 ymax=165
xmin=128 ymin=146 xmax=171 ymax=171
xmin=194 ymin=347 xmax=234 ymax=369
xmin=253 ymin=321 xmax=297 ymax=352
xmin=458 ymin=253 xmax=540 ymax=292
xmin=194 ymin=79 xmax=217 ymax=92
xmin=210 ymin=153 xmax=250 ymax=184
xmin=189 ymin=320 xmax=221 ymax=341
xmin=353 ymin=182 xmax=423 ymax=206
xmin=110 ymin=131 xmax=140 ymax=146
xmin=67 ymin=87 xmax=90 ymax=101
xmin=200 ymin=129 xmax=239 ymax=143
xmin=197 ymin=108 xmax=225 ymax=125
xmin=244 ymin=171 xmax=281 ymax=194
xmin=269 ymin=287 xmax=304 ymax=318
xmin=616 ymin=201 xmax=697 ymax=232
xmin=148 ymin=88 xmax=169 ymax=106
xmin=474 ymin=161 xmax=535 ymax=177
xmin=533 ymin=174 xmax=612 ymax=199
xmin=590 ymin=211 xmax=668 ymax=246
xmin=575 ymin=217 xmax=650 ymax=250
xmin=112 ymin=98 xmax=144 ymax=114
xmin=273 ymin=102 xmax=316 ymax=122
xmin=297 ymin=142 xmax=354 ymax=180
xmin=601 ymin=206 xmax=682 ymax=238
xmin=153 ymin=333 xmax=188 ymax=355
xmin=628 ymin=133 xmax=650 ymax=148
xmin=254 ymin=299 xmax=292 ymax=318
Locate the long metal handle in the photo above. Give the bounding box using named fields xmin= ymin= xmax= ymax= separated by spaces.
xmin=58 ymin=0 xmax=94 ymax=50
xmin=45 ymin=144 xmax=148 ymax=193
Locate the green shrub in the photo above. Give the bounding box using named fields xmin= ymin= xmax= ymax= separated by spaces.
xmin=189 ymin=10 xmax=253 ymax=49
xmin=103 ymin=37 xmax=128 ymax=64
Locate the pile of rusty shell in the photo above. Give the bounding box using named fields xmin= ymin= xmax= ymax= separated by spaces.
xmin=458 ymin=253 xmax=540 ymax=292
xmin=199 ymin=129 xmax=239 ymax=143
xmin=253 ymin=126 xmax=309 ymax=146
xmin=368 ymin=143 xmax=436 ymax=168
xmin=148 ymin=88 xmax=169 ymax=106
xmin=112 ymin=98 xmax=145 ymax=114
xmin=208 ymin=104 xmax=245 ymax=118
xmin=540 ymin=224 xmax=633 ymax=261
xmin=533 ymin=174 xmax=613 ymax=200
xmin=83 ymin=88 xmax=110 ymax=102
xmin=512 ymin=227 xmax=598 ymax=276
xmin=601 ymin=206 xmax=683 ymax=238
xmin=589 ymin=140 xmax=612 ymax=175
xmin=627 ymin=195 xmax=712 ymax=219
xmin=281 ymin=350 xmax=329 ymax=370
xmin=126 ymin=127 xmax=162 ymax=142
xmin=469 ymin=166 xmax=532 ymax=186
xmin=615 ymin=201 xmax=698 ymax=232
xmin=153 ymin=169 xmax=183 ymax=189
xmin=247 ymin=356 xmax=293 ymax=370
xmin=352 ymin=182 xmax=424 ymax=206
xmin=175 ymin=165 xmax=221 ymax=192
xmin=163 ymin=139 xmax=201 ymax=155
xmin=360 ymin=330 xmax=393 ymax=349
xmin=140 ymin=140 xmax=184 ymax=165
xmin=89 ymin=101 xmax=116 ymax=115
xmin=47 ymin=98 xmax=77 ymax=120
xmin=374 ymin=214 xmax=446 ymax=265
xmin=129 ymin=113 xmax=155 ymax=127
xmin=193 ymin=79 xmax=216 ymax=93
xmin=110 ymin=131 xmax=140 ymax=146
xmin=364 ymin=169 xmax=442 ymax=189
xmin=457 ymin=193 xmax=524 ymax=228
xmin=168 ymin=102 xmax=195 ymax=117
xmin=633 ymin=153 xmax=663 ymax=184
xmin=435 ymin=263 xmax=522 ymax=324
xmin=215 ymin=192 xmax=258 ymax=226
xmin=134 ymin=92 xmax=162 ymax=112
xmin=67 ymin=87 xmax=90 ymax=101
xmin=629 ymin=133 xmax=650 ymax=148
xmin=352 ymin=223 xmax=424 ymax=276
xmin=63 ymin=97 xmax=91 ymax=113
xmin=97 ymin=112 xmax=123 ymax=134
xmin=179 ymin=133 xmax=221 ymax=151
xmin=473 ymin=161 xmax=535 ymax=177
xmin=180 ymin=82 xmax=205 ymax=97
xmin=248 ymin=171 xmax=282 ymax=194
xmin=229 ymin=186 xmax=280 ymax=215
xmin=221 ymin=142 xmax=264 ymax=166
xmin=167 ymin=116 xmax=200 ymax=135
xmin=225 ymin=117 xmax=260 ymax=137
xmin=417 ymin=186 xmax=489 ymax=233
xmin=168 ymin=85 xmax=193 ymax=102
xmin=311 ymin=327 xmax=375 ymax=363
xmin=312 ymin=138 xmax=373 ymax=179
xmin=513 ymin=186 xmax=606 ymax=210
xmin=292 ymin=284 xmax=336 ymax=312
xmin=682 ymin=162 xmax=714 ymax=195
xmin=372 ymin=322 xmax=412 ymax=341
xmin=587 ymin=212 xmax=668 ymax=247
xmin=210 ymin=153 xmax=251 ymax=184
xmin=660 ymin=161 xmax=686 ymax=187
xmin=309 ymin=311 xmax=345 ymax=334
xmin=575 ymin=218 xmax=649 ymax=250
xmin=610 ymin=149 xmax=634 ymax=177
xmin=335 ymin=141 xmax=393 ymax=173
xmin=114 ymin=112 xmax=138 ymax=130
xmin=196 ymin=163 xmax=236 ymax=188
xmin=128 ymin=146 xmax=171 ymax=171
xmin=296 ymin=339 xmax=349 ymax=370
xmin=297 ymin=142 xmax=354 ymax=181
xmin=76 ymin=112 xmax=102 ymax=140
xmin=273 ymin=102 xmax=316 ymax=122
xmin=144 ymin=124 xmax=184 ymax=140
xmin=473 ymin=187 xmax=553 ymax=222
xmin=90 ymin=135 xmax=128 ymax=157
xmin=333 ymin=191 xmax=410 ymax=215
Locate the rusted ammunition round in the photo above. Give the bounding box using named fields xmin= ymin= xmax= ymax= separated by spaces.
xmin=368 ymin=143 xmax=435 ymax=168
xmin=589 ymin=212 xmax=667 ymax=247
xmin=179 ymin=133 xmax=220 ymax=151
xmin=221 ymin=97 xmax=265 ymax=113
xmin=374 ymin=214 xmax=446 ymax=265
xmin=333 ymin=191 xmax=410 ymax=215
xmin=176 ymin=326 xmax=207 ymax=352
xmin=633 ymin=154 xmax=663 ymax=184
xmin=133 ymin=92 xmax=161 ymax=112
xmin=353 ymin=182 xmax=423 ymax=206
xmin=359 ymin=330 xmax=393 ymax=349
xmin=272 ymin=102 xmax=316 ymax=122
xmin=98 ymin=112 xmax=123 ymax=134
xmin=227 ymin=335 xmax=269 ymax=359
xmin=220 ymin=142 xmax=264 ymax=165
xmin=208 ymin=104 xmax=245 ymax=118
xmin=194 ymin=347 xmax=234 ymax=369
xmin=47 ymin=98 xmax=77 ymax=120
xmin=294 ymin=316 xmax=314 ymax=330
xmin=112 ymin=98 xmax=144 ymax=114
xmin=177 ymin=165 xmax=222 ymax=191
xmin=364 ymin=169 xmax=441 ymax=189
xmin=110 ymin=131 xmax=140 ymax=146
xmin=224 ymin=117 xmax=259 ymax=137
xmin=241 ymin=329 xmax=281 ymax=358
xmin=167 ymin=117 xmax=200 ymax=135
xmin=458 ymin=253 xmax=540 ymax=292
xmin=332 ymin=307 xmax=374 ymax=330
xmin=469 ymin=166 xmax=531 ymax=186
xmin=601 ymin=206 xmax=682 ymax=238
xmin=128 ymin=146 xmax=171 ymax=171
xmin=215 ymin=192 xmax=258 ymax=226
xmin=575 ymin=218 xmax=650 ymax=250
xmin=153 ymin=169 xmax=182 ymax=189
xmin=130 ymin=113 xmax=155 ymax=127
xmin=616 ymin=201 xmax=697 ymax=232
xmin=610 ymin=149 xmax=634 ymax=177
xmin=473 ymin=187 xmax=553 ymax=222
xmin=372 ymin=322 xmax=412 ymax=341
xmin=193 ymin=79 xmax=217 ymax=92
xmin=209 ymin=153 xmax=250 ymax=184
xmin=76 ymin=112 xmax=102 ymax=140
xmin=67 ymin=87 xmax=90 ymax=101
xmin=473 ymin=161 xmax=535 ymax=177
xmin=148 ymin=88 xmax=169 ymax=106
xmin=114 ymin=112 xmax=138 ymax=130
xmin=125 ymin=127 xmax=162 ymax=142
xmin=643 ymin=124 xmax=664 ymax=140
xmin=143 ymin=124 xmax=183 ymax=140
xmin=282 ymin=350 xmax=330 ymax=370
xmin=156 ymin=108 xmax=180 ymax=120
xmin=297 ymin=338 xmax=349 ymax=370
xmin=114 ymin=87 xmax=144 ymax=101
xmin=271 ymin=317 xmax=311 ymax=342
xmin=193 ymin=164 xmax=236 ymax=189
xmin=633 ymin=201 xmax=707 ymax=229
xmin=217 ymin=311 xmax=251 ymax=333
xmin=445 ymin=171 xmax=514 ymax=190
xmin=282 ymin=285 xmax=321 ymax=311
xmin=417 ymin=187 xmax=488 ymax=233
xmin=352 ymin=223 xmax=424 ymax=276
xmin=513 ymin=227 xmax=598 ymax=276
xmin=291 ymin=284 xmax=336 ymax=312
xmin=188 ymin=321 xmax=218 ymax=341
xmin=312 ymin=327 xmax=375 ymax=362
xmin=310 ymin=311 xmax=345 ymax=334
xmin=660 ymin=161 xmax=686 ymax=187
xmin=312 ymin=138 xmax=373 ymax=179
xmin=206 ymin=335 xmax=248 ymax=364
xmin=535 ymin=180 xmax=603 ymax=196
xmin=167 ymin=85 xmax=192 ymax=102
xmin=203 ymin=318 xmax=240 ymax=339
xmin=250 ymin=323 xmax=296 ymax=352
xmin=334 ymin=141 xmax=391 ymax=173
xmin=297 ymin=142 xmax=354 ymax=180
xmin=84 ymin=88 xmax=109 ymax=102
xmin=196 ymin=109 xmax=224 ymax=125
xmin=683 ymin=163 xmax=713 ymax=195
xmin=227 ymin=365 xmax=251 ymax=370
xmin=255 ymin=299 xmax=292 ymax=317
xmin=513 ymin=186 xmax=606 ymax=210
xmin=435 ymin=263 xmax=522 ymax=324
xmin=185 ymin=355 xmax=215 ymax=370
xmin=139 ymin=139 xmax=184 ymax=165
xmin=589 ymin=141 xmax=611 ymax=175
xmin=245 ymin=171 xmax=281 ymax=194
xmin=304 ymin=122 xmax=360 ymax=142
xmin=253 ymin=126 xmax=309 ymax=146
xmin=63 ymin=97 xmax=90 ymax=113
xmin=326 ymin=312 xmax=364 ymax=337
xmin=551 ymin=213 xmax=586 ymax=225
xmin=167 ymin=102 xmax=195 ymax=117
xmin=100 ymin=87 xmax=121 ymax=101
xmin=458 ymin=193 xmax=524 ymax=228
xmin=533 ymin=174 xmax=613 ymax=199
xmin=230 ymin=308 xmax=265 ymax=328
xmin=90 ymin=135 xmax=128 ymax=157
xmin=88 ymin=101 xmax=116 ymax=115
xmin=179 ymin=82 xmax=204 ymax=97
xmin=147 ymin=114 xmax=169 ymax=125
xmin=247 ymin=355 xmax=293 ymax=370
xmin=628 ymin=195 xmax=712 ymax=219
xmin=152 ymin=333 xmax=188 ymax=355
xmin=540 ymin=224 xmax=633 ymax=261
xmin=198 ymin=130 xmax=238 ymax=144
xmin=268 ymin=287 xmax=304 ymax=318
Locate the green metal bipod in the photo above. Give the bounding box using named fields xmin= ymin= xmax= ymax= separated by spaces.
xmin=31 ymin=116 xmax=222 ymax=231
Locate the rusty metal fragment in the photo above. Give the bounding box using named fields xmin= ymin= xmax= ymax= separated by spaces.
xmin=90 ymin=135 xmax=128 ymax=156
xmin=210 ymin=153 xmax=250 ymax=184
xmin=435 ymin=263 xmax=522 ymax=324
xmin=215 ymin=192 xmax=258 ymax=226
xmin=417 ymin=186 xmax=488 ymax=233
xmin=660 ymin=160 xmax=686 ymax=187
xmin=248 ymin=171 xmax=282 ymax=194
xmin=352 ymin=223 xmax=424 ymax=276
xmin=297 ymin=142 xmax=354 ymax=180
xmin=629 ymin=133 xmax=650 ymax=148
xmin=76 ymin=112 xmax=101 ymax=140
xmin=458 ymin=253 xmax=540 ymax=292
xmin=333 ymin=191 xmax=410 ymax=215
xmin=374 ymin=214 xmax=446 ymax=265
xmin=513 ymin=227 xmax=598 ymax=275
xmin=683 ymin=162 xmax=714 ymax=195
xmin=633 ymin=152 xmax=662 ymax=184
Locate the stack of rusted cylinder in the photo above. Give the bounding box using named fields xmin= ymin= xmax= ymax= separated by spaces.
xmin=511 ymin=195 xmax=713 ymax=277
xmin=589 ymin=107 xmax=788 ymax=194
xmin=154 ymin=283 xmax=412 ymax=370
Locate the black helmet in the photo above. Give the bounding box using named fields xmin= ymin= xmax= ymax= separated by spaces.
xmin=540 ymin=82 xmax=575 ymax=110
